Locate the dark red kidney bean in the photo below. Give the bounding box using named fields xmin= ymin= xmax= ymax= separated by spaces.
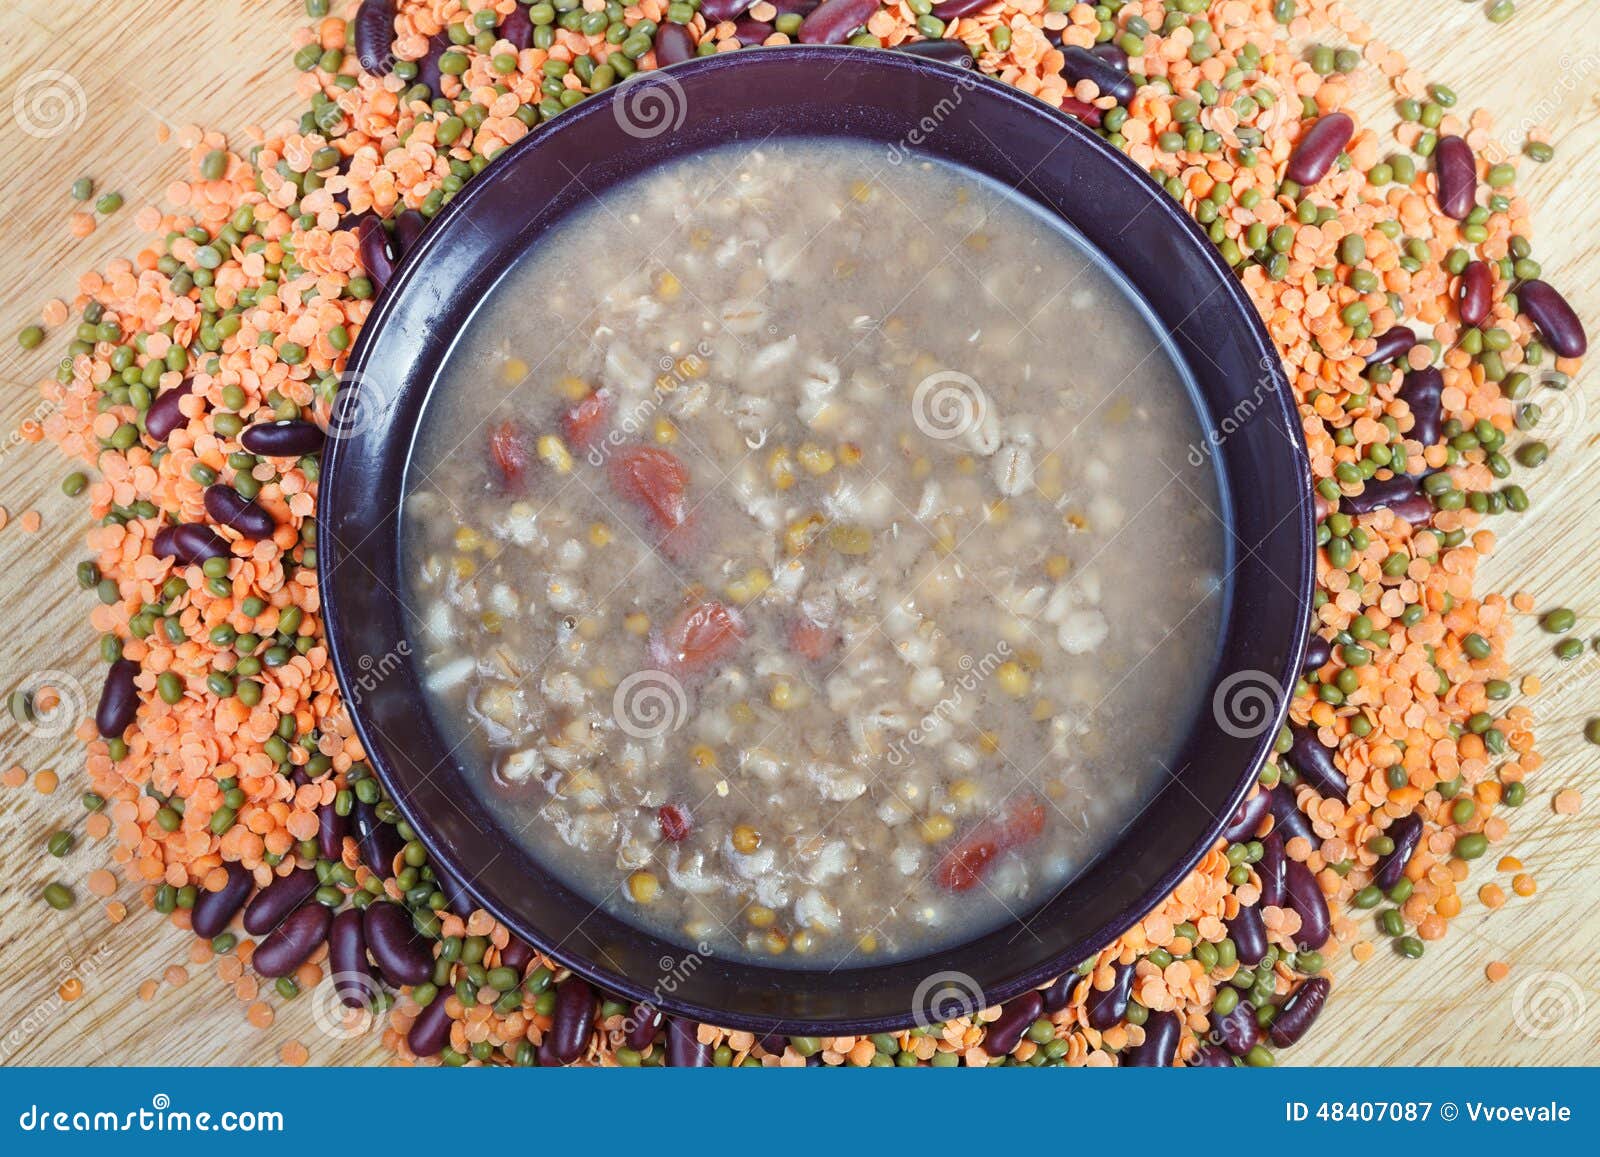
xmin=1519 ymin=279 xmax=1588 ymax=358
xmin=1189 ymin=1043 xmax=1234 ymax=1067
xmin=363 ymin=901 xmax=434 ymax=986
xmin=1303 ymin=632 xmax=1332 ymax=672
xmin=356 ymin=213 xmax=398 ymax=293
xmin=1258 ymin=834 xmax=1287 ymax=909
xmin=1373 ymin=812 xmax=1424 ymax=892
xmin=408 ymin=991 xmax=454 ymax=1057
xmin=499 ymin=3 xmax=533 ymax=51
xmin=700 ymin=0 xmax=753 ymax=20
xmin=203 ymin=484 xmax=276 ymax=540
xmin=626 ymin=1003 xmax=662 ymax=1051
xmin=1284 ymin=725 xmax=1348 ymax=800
xmin=983 ymin=990 xmax=1043 ymax=1056
xmin=1457 ymin=260 xmax=1492 ymax=329
xmin=1285 ymin=858 xmax=1331 ymax=950
xmin=1058 ymin=45 xmax=1134 ymax=104
xmin=1338 ymin=473 xmax=1431 ymax=524
xmin=392 ymin=208 xmax=427 ymax=254
xmin=1365 ymin=325 xmax=1418 ymax=366
xmin=501 ymin=937 xmax=535 ymax=976
xmin=932 ymin=0 xmax=992 ymax=18
xmin=1061 ymin=98 xmax=1103 ymax=129
xmin=1221 ymin=790 xmax=1272 ymax=844
xmin=733 ymin=18 xmax=773 ymax=41
xmin=1268 ymin=786 xmax=1315 ymax=847
xmin=144 ymin=381 xmax=195 ymax=442
xmin=1434 ymin=135 xmax=1477 ymax=220
xmin=1090 ymin=42 xmax=1129 ymax=72
xmin=240 ymin=419 xmax=325 ymax=457
xmin=1226 ymin=901 xmax=1268 ymax=966
xmin=253 ymin=903 xmax=332 ymax=978
xmin=894 ymin=38 xmax=976 ymax=69
xmin=352 ymin=800 xmax=404 ymax=878
xmin=316 ymin=801 xmax=346 ymax=862
xmin=242 ymin=867 xmax=319 ymax=936
xmin=416 ymin=31 xmax=453 ymax=95
xmin=1397 ymin=365 xmax=1444 ymax=448
xmin=1268 ymin=977 xmax=1330 ymax=1047
xmin=152 ymin=522 xmax=231 ymax=566
xmin=431 ymin=862 xmax=475 ymax=919
xmin=353 ymin=0 xmax=397 ymax=75
xmin=191 ymin=860 xmax=254 ymax=939
xmin=1085 ymin=961 xmax=1134 ymax=1030
xmin=1040 ymin=972 xmax=1077 ymax=1014
xmin=330 ymin=908 xmax=379 ymax=1008
xmin=1285 ymin=112 xmax=1353 ymax=186
xmin=1122 ymin=1010 xmax=1180 ymax=1067
xmin=537 ymin=1035 xmax=561 ymax=1066
xmin=653 ymin=22 xmax=696 ymax=67
xmin=1209 ymin=1000 xmax=1259 ymax=1056
xmin=666 ymin=1018 xmax=712 ymax=1066
xmin=798 ymin=0 xmax=879 ymax=43
xmin=549 ymin=976 xmax=597 ymax=1064
xmin=95 ymin=658 xmax=139 ymax=738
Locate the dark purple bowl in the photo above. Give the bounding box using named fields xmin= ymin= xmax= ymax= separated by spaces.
xmin=318 ymin=46 xmax=1313 ymax=1035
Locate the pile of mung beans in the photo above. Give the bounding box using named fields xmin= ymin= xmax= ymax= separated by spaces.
xmin=13 ymin=0 xmax=1588 ymax=1066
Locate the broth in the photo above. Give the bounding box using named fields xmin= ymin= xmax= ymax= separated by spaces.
xmin=403 ymin=139 xmax=1225 ymax=966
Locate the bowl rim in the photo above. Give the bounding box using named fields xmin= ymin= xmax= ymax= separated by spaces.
xmin=320 ymin=44 xmax=1314 ymax=1034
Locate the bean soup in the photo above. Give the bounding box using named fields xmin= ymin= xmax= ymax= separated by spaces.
xmin=403 ymin=139 xmax=1226 ymax=966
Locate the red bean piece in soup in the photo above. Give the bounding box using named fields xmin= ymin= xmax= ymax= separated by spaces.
xmin=560 ymin=389 xmax=610 ymax=451
xmin=651 ymin=600 xmax=746 ymax=677
xmin=935 ymin=795 xmax=1046 ymax=892
xmin=488 ymin=420 xmax=532 ymax=484
xmin=608 ymin=444 xmax=691 ymax=530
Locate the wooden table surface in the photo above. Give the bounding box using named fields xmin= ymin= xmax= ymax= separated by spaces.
xmin=1 ymin=0 xmax=1596 ymax=1066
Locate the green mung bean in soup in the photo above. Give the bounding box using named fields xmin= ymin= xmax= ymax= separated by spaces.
xmin=404 ymin=139 xmax=1225 ymax=966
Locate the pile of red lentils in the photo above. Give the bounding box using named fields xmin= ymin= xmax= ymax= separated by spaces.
xmin=10 ymin=0 xmax=1588 ymax=1067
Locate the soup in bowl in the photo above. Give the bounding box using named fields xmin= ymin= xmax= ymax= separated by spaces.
xmin=320 ymin=46 xmax=1312 ymax=1032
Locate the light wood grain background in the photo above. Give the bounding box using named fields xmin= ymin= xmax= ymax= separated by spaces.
xmin=0 ymin=0 xmax=1596 ymax=1066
